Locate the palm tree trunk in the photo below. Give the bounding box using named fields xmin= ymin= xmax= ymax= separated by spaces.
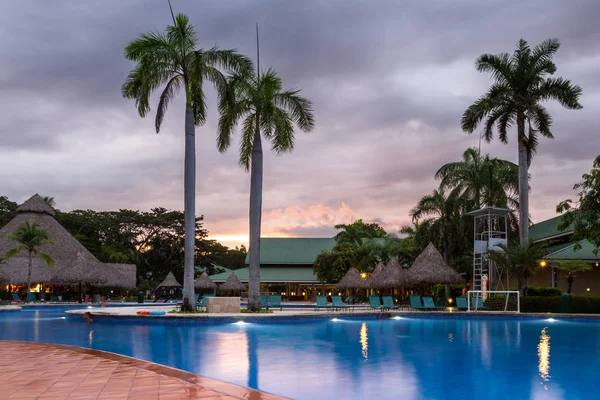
xmin=27 ymin=251 xmax=32 ymax=296
xmin=517 ymin=113 xmax=529 ymax=245
xmin=182 ymin=104 xmax=196 ymax=311
xmin=248 ymin=124 xmax=263 ymax=311
xmin=442 ymin=236 xmax=451 ymax=299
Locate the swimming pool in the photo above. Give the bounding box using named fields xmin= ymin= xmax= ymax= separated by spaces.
xmin=1 ymin=306 xmax=599 ymax=399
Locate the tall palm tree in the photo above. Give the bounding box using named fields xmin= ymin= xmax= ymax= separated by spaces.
xmin=436 ymin=147 xmax=518 ymax=210
xmin=122 ymin=6 xmax=251 ymax=310
xmin=2 ymin=222 xmax=54 ymax=296
xmin=461 ymin=38 xmax=582 ymax=245
xmin=218 ymin=67 xmax=314 ymax=310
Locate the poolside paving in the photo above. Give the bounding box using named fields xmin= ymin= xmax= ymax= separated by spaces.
xmin=0 ymin=341 xmax=286 ymax=400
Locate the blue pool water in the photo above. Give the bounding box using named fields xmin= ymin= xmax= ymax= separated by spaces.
xmin=1 ymin=307 xmax=599 ymax=400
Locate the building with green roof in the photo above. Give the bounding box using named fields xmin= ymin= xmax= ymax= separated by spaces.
xmin=529 ymin=215 xmax=599 ymax=295
xmin=210 ymin=238 xmax=337 ymax=300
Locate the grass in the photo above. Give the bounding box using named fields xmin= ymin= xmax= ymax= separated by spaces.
xmin=240 ymin=308 xmax=273 ymax=314
xmin=168 ymin=309 xmax=208 ymax=314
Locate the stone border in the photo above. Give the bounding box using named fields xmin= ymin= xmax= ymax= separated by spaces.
xmin=0 ymin=305 xmax=21 ymax=312
xmin=0 ymin=340 xmax=286 ymax=400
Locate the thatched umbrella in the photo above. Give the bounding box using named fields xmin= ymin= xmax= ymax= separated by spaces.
xmin=366 ymin=262 xmax=385 ymax=289
xmin=0 ymin=194 xmax=114 ymax=302
xmin=103 ymin=263 xmax=137 ymax=288
xmin=336 ymin=268 xmax=369 ymax=289
xmin=156 ymin=271 xmax=182 ymax=289
xmin=195 ymin=272 xmax=218 ymax=290
xmin=219 ymin=273 xmax=246 ymax=291
xmin=370 ymin=258 xmax=407 ymax=289
xmin=405 ymin=243 xmax=463 ymax=285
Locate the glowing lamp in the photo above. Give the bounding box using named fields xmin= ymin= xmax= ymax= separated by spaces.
xmin=586 ymin=288 xmax=591 ymax=292
xmin=540 ymin=260 xmax=547 ymax=268
xmin=328 ymin=292 xmax=332 ymax=296
xmin=361 ymin=273 xmax=367 ymax=279
xmin=596 ymin=262 xmax=599 ymax=267
xmin=302 ymin=292 xmax=306 ymax=296
xmin=448 ymin=298 xmax=453 ymax=304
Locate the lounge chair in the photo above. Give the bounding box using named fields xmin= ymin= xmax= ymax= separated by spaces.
xmin=382 ymin=296 xmax=401 ymax=311
xmin=422 ymin=296 xmax=445 ymax=311
xmin=409 ymin=295 xmax=426 ymax=311
xmin=268 ymin=295 xmax=282 ymax=311
xmin=11 ymin=293 xmax=21 ymax=302
xmin=344 ymin=296 xmax=354 ymax=304
xmin=369 ymin=296 xmax=382 ymax=311
xmin=195 ymin=293 xmax=201 ymax=303
xmin=50 ymin=294 xmax=59 ymax=302
xmin=197 ymin=293 xmax=215 ymax=310
xmin=332 ymin=296 xmax=353 ymax=311
xmin=471 ymin=296 xmax=489 ymax=310
xmin=27 ymin=293 xmax=38 ymax=303
xmin=260 ymin=295 xmax=268 ymax=308
xmin=455 ymin=296 xmax=469 ymax=311
xmin=315 ymin=295 xmax=333 ymax=311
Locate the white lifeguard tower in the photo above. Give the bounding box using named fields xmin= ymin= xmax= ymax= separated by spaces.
xmin=465 ymin=207 xmax=510 ymax=292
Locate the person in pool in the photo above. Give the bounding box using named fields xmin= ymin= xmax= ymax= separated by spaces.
xmin=83 ymin=312 xmax=94 ymax=323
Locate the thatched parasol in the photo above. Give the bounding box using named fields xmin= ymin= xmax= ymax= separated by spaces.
xmin=370 ymin=258 xmax=407 ymax=289
xmin=0 ymin=194 xmax=108 ymax=285
xmin=194 ymin=272 xmax=218 ymax=290
xmin=156 ymin=271 xmax=181 ymax=289
xmin=366 ymin=262 xmax=385 ymax=288
xmin=102 ymin=263 xmax=137 ymax=288
xmin=219 ymin=273 xmax=246 ymax=291
xmin=405 ymin=243 xmax=463 ymax=285
xmin=336 ymin=267 xmax=369 ymax=289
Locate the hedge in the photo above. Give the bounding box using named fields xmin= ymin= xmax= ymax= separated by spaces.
xmin=526 ymin=286 xmax=562 ymax=297
xmin=521 ymin=296 xmax=600 ymax=314
xmin=433 ymin=284 xmax=464 ymax=299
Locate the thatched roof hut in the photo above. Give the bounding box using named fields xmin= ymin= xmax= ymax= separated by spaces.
xmin=0 ymin=194 xmax=108 ymax=285
xmin=219 ymin=273 xmax=246 ymax=291
xmin=156 ymin=271 xmax=181 ymax=289
xmin=405 ymin=243 xmax=463 ymax=285
xmin=336 ymin=267 xmax=368 ymax=289
xmin=103 ymin=263 xmax=137 ymax=288
xmin=370 ymin=258 xmax=407 ymax=289
xmin=195 ymin=272 xmax=218 ymax=290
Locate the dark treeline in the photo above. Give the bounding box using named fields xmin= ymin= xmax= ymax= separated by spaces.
xmin=0 ymin=196 xmax=246 ymax=289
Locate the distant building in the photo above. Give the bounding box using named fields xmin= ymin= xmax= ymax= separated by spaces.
xmin=530 ymin=215 xmax=599 ymax=295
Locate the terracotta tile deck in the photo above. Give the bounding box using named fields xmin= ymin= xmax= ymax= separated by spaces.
xmin=0 ymin=341 xmax=286 ymax=400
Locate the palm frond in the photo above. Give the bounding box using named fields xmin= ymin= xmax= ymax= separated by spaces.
xmin=270 ymin=107 xmax=295 ymax=154
xmin=239 ymin=113 xmax=256 ymax=170
xmin=3 ymin=246 xmax=27 ymax=259
xmin=155 ymin=75 xmax=183 ymax=133
xmin=536 ymin=77 xmax=583 ymax=109
xmin=475 ymin=52 xmax=513 ymax=85
xmin=200 ymin=48 xmax=253 ymax=75
xmin=274 ymin=90 xmax=315 ymax=132
xmin=39 ymin=252 xmax=55 ymax=268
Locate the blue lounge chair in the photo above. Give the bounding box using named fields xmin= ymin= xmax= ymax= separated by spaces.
xmin=11 ymin=293 xmax=21 ymax=302
xmin=332 ymin=296 xmax=353 ymax=311
xmin=471 ymin=296 xmax=489 ymax=310
xmin=455 ymin=297 xmax=469 ymax=311
xmin=315 ymin=295 xmax=333 ymax=311
xmin=195 ymin=293 xmax=201 ymax=303
xmin=369 ymin=296 xmax=382 ymax=311
xmin=27 ymin=293 xmax=38 ymax=303
xmin=422 ymin=296 xmax=445 ymax=311
xmin=344 ymin=296 xmax=354 ymax=304
xmin=260 ymin=295 xmax=268 ymax=308
xmin=409 ymin=295 xmax=426 ymax=311
xmin=382 ymin=296 xmax=401 ymax=311
xmin=268 ymin=295 xmax=282 ymax=311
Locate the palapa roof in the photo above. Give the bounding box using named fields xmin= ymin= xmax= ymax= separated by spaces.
xmin=156 ymin=271 xmax=181 ymax=289
xmin=336 ymin=267 xmax=368 ymax=289
xmin=0 ymin=194 xmax=108 ymax=285
xmin=370 ymin=258 xmax=407 ymax=289
xmin=219 ymin=273 xmax=246 ymax=291
xmin=405 ymin=243 xmax=463 ymax=285
xmin=366 ymin=263 xmax=385 ymax=289
xmin=103 ymin=263 xmax=137 ymax=288
xmin=194 ymin=271 xmax=218 ymax=289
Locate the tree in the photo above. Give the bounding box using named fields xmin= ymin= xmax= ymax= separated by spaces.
xmin=122 ymin=5 xmax=251 ymax=310
xmin=41 ymin=196 xmax=56 ymax=208
xmin=218 ymin=67 xmax=314 ymax=310
xmin=2 ymin=222 xmax=54 ymax=295
xmin=461 ymin=38 xmax=582 ymax=245
xmin=333 ymin=220 xmax=387 ymax=247
xmin=487 ymin=241 xmax=548 ymax=295
xmin=411 ymin=189 xmax=466 ymax=265
xmin=557 ymin=155 xmax=600 ymax=253
xmin=0 ymin=196 xmax=17 ymax=227
xmin=553 ymin=260 xmax=592 ymax=294
xmin=313 ymin=242 xmax=356 ymax=284
xmin=436 ymin=147 xmax=519 ymax=210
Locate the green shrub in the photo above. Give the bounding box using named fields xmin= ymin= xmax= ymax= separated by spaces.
xmin=520 ymin=296 xmax=561 ymax=313
xmin=241 ymin=309 xmax=273 ymax=314
xmin=0 ymin=288 xmax=8 ymax=301
xmin=433 ymin=284 xmax=464 ymax=299
xmin=571 ymin=296 xmax=600 ymax=314
xmin=526 ymin=286 xmax=562 ymax=297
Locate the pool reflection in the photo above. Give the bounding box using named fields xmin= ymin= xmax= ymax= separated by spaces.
xmin=538 ymin=327 xmax=550 ymax=388
xmin=359 ymin=322 xmax=368 ymax=361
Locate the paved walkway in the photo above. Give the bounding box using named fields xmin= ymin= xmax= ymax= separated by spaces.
xmin=0 ymin=341 xmax=285 ymax=400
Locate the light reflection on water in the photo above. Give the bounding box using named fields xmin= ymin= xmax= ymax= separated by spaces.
xmin=359 ymin=322 xmax=368 ymax=360
xmin=538 ymin=327 xmax=551 ymax=389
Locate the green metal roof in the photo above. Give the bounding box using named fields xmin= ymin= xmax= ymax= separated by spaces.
xmin=546 ymin=240 xmax=600 ymax=262
xmin=209 ymin=266 xmax=319 ymax=283
xmin=244 ymin=238 xmax=336 ymax=265
xmin=530 ymin=215 xmax=573 ymax=242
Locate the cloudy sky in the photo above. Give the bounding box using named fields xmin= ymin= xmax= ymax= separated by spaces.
xmin=1 ymin=0 xmax=598 ymax=247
